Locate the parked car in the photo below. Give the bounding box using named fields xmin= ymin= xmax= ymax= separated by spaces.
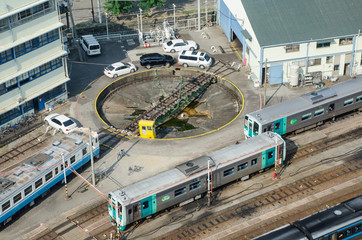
xmin=44 ymin=113 xmax=78 ymax=134
xmin=140 ymin=53 xmax=174 ymax=69
xmin=162 ymin=39 xmax=198 ymax=53
xmin=178 ymin=50 xmax=213 ymax=69
xmin=104 ymin=62 xmax=137 ymax=78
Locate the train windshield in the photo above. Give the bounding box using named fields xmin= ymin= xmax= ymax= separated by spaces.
xmin=244 ymin=116 xmax=249 ymax=128
xmin=253 ymin=122 xmax=259 ymax=134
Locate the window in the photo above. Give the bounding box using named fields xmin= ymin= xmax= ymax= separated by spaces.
xmin=13 ymin=193 xmax=22 ymax=204
xmin=128 ymin=209 xmax=132 ymax=215
xmin=238 ymin=163 xmax=248 ymax=171
xmin=334 ymin=65 xmax=339 ymax=71
xmin=174 ymin=187 xmax=186 ymax=197
xmin=268 ymin=151 xmax=274 ymax=159
xmin=223 ymin=168 xmax=234 ymax=177
xmin=244 ymin=116 xmax=248 ymax=128
xmin=357 ymin=95 xmax=362 ymax=103
xmin=70 ymin=156 xmax=76 ymax=164
xmin=326 ymin=56 xmax=333 ymax=63
xmin=142 ymin=201 xmax=149 ymax=209
xmin=189 ymin=181 xmax=200 ymax=191
xmin=83 ymin=148 xmax=87 ymax=156
xmin=344 ymin=98 xmax=354 ymax=107
xmin=302 ymin=113 xmax=312 ymax=121
xmin=0 ymin=49 xmax=14 ymax=64
xmin=314 ymin=109 xmax=324 ymax=117
xmin=317 ymin=42 xmax=330 ymax=48
xmin=2 ymin=201 xmax=10 ymax=212
xmin=339 ymin=37 xmax=353 ymax=45
xmin=60 ymin=164 xmax=64 ymax=171
xmin=275 ymin=122 xmax=280 ymax=130
xmin=24 ymin=185 xmax=32 ymax=196
xmin=55 ymin=168 xmax=58 ymax=175
xmin=251 ymin=159 xmax=257 ymax=166
xmin=285 ymin=44 xmax=299 ymax=53
xmin=309 ymin=58 xmax=321 ymax=66
xmin=328 ymin=104 xmax=335 ymax=111
xmin=45 ymin=172 xmax=53 ymax=181
xmin=253 ymin=122 xmax=259 ymax=134
xmin=35 ymin=178 xmax=43 ymax=189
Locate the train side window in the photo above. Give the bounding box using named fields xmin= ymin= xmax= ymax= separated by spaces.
xmin=2 ymin=200 xmax=10 ymax=212
xmin=253 ymin=122 xmax=259 ymax=134
xmin=35 ymin=178 xmax=43 ymax=189
xmin=263 ymin=128 xmax=266 ymax=132
xmin=70 ymin=156 xmax=76 ymax=164
xmin=244 ymin=116 xmax=248 ymax=128
xmin=13 ymin=192 xmax=22 ymax=204
xmin=251 ymin=159 xmax=257 ymax=166
xmin=24 ymin=185 xmax=32 ymax=196
xmin=238 ymin=163 xmax=248 ymax=171
xmin=267 ymin=125 xmax=272 ymax=131
xmin=174 ymin=187 xmax=186 ymax=197
xmin=314 ymin=109 xmax=324 ymax=117
xmin=189 ymin=181 xmax=201 ymax=191
xmin=301 ymin=113 xmax=312 ymax=121
xmin=82 ymin=147 xmax=87 ymax=156
xmin=128 ymin=209 xmax=132 ymax=215
xmin=275 ymin=122 xmax=280 ymax=130
xmin=268 ymin=151 xmax=274 ymax=159
xmin=133 ymin=205 xmax=138 ymax=213
xmin=248 ymin=121 xmax=252 ymax=130
xmin=60 ymin=164 xmax=64 ymax=171
xmin=344 ymin=98 xmax=354 ymax=106
xmin=357 ymin=95 xmax=362 ymax=103
xmin=223 ymin=168 xmax=234 ymax=177
xmin=45 ymin=172 xmax=53 ymax=182
xmin=142 ymin=201 xmax=149 ymax=209
xmin=55 ymin=167 xmax=58 ymax=175
xmin=328 ymin=103 xmax=335 ymax=111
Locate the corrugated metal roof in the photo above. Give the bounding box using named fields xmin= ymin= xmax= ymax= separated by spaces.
xmin=242 ymin=0 xmax=362 ymax=46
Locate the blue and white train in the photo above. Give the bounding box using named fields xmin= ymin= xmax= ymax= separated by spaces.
xmin=244 ymin=77 xmax=362 ymax=138
xmin=108 ymin=132 xmax=285 ymax=231
xmin=0 ymin=128 xmax=99 ymax=226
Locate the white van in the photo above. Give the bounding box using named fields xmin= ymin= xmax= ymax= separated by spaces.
xmin=178 ymin=50 xmax=212 ymax=69
xmin=80 ymin=35 xmax=101 ymax=56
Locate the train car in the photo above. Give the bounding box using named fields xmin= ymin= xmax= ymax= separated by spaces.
xmin=108 ymin=132 xmax=285 ymax=231
xmin=253 ymin=195 xmax=362 ymax=240
xmin=0 ymin=128 xmax=99 ymax=226
xmin=244 ymin=77 xmax=362 ymax=138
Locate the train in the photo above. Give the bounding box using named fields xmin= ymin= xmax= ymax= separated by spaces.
xmin=0 ymin=128 xmax=100 ymax=226
xmin=108 ymin=131 xmax=286 ymax=231
xmin=244 ymin=77 xmax=362 ymax=138
xmin=253 ymin=195 xmax=362 ymax=240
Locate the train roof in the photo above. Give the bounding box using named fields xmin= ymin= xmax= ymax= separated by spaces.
xmin=112 ymin=132 xmax=284 ymax=205
xmin=295 ymin=195 xmax=362 ymax=239
xmin=252 ymin=224 xmax=307 ymax=240
xmin=248 ymin=77 xmax=362 ymax=124
xmin=0 ymin=128 xmax=96 ymax=201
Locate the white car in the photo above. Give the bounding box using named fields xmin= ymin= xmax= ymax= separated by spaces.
xmin=44 ymin=113 xmax=78 ymax=134
xmin=162 ymin=39 xmax=198 ymax=53
xmin=104 ymin=62 xmax=137 ymax=78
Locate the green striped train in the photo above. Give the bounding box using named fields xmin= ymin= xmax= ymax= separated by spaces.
xmin=244 ymin=77 xmax=362 ymax=138
xmin=108 ymin=132 xmax=285 ymax=231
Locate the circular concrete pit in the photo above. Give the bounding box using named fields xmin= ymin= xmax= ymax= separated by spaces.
xmin=96 ymin=69 xmax=243 ymax=138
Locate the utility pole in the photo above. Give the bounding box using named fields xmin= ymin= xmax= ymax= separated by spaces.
xmin=198 ymin=0 xmax=201 ymax=30
xmin=97 ymin=0 xmax=102 ymax=23
xmin=62 ymin=153 xmax=70 ymax=200
xmin=264 ymin=58 xmax=268 ymax=107
xmin=205 ymin=0 xmax=208 ymax=26
xmin=173 ymin=3 xmax=176 ymax=27
xmin=90 ymin=0 xmax=95 ymax=22
xmin=89 ymin=128 xmax=96 ymax=186
xmin=66 ymin=0 xmax=84 ymax=62
xmin=139 ymin=8 xmax=143 ymax=34
xmin=207 ymin=159 xmax=212 ymax=207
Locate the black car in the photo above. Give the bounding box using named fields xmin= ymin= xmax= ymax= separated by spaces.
xmin=139 ymin=53 xmax=174 ymax=69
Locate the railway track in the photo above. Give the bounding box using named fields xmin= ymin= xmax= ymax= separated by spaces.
xmin=32 ymin=122 xmax=362 ymax=240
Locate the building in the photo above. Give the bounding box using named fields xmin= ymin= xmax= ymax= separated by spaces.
xmin=0 ymin=0 xmax=69 ymax=129
xmin=218 ymin=0 xmax=362 ymax=87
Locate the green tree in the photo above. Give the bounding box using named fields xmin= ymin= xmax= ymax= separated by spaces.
xmin=103 ymin=1 xmax=133 ymax=14
xmin=138 ymin=0 xmax=165 ymax=13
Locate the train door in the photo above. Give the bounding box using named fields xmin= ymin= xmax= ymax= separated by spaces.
xmin=273 ymin=118 xmax=286 ymax=135
xmin=140 ymin=195 xmax=157 ymax=218
xmin=262 ymin=148 xmax=275 ymax=169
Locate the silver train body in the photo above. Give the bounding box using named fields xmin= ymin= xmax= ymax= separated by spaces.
xmin=253 ymin=195 xmax=362 ymax=240
xmin=0 ymin=128 xmax=100 ymax=226
xmin=108 ymin=132 xmax=285 ymax=231
xmin=244 ymin=77 xmax=362 ymax=138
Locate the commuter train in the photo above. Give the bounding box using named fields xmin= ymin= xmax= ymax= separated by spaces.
xmin=253 ymin=195 xmax=362 ymax=240
xmin=244 ymin=77 xmax=362 ymax=138
xmin=108 ymin=132 xmax=285 ymax=231
xmin=0 ymin=128 xmax=99 ymax=226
